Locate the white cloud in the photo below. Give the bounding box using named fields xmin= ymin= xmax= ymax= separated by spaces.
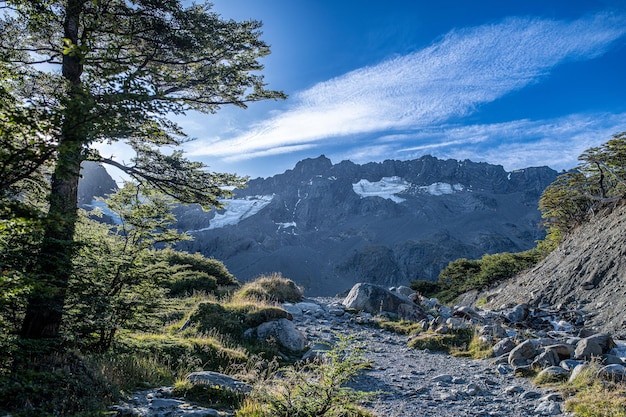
xmin=187 ymin=12 xmax=626 ymax=162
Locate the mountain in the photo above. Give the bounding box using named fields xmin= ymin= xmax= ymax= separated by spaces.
xmin=461 ymin=202 xmax=626 ymax=338
xmin=173 ymin=155 xmax=557 ymax=296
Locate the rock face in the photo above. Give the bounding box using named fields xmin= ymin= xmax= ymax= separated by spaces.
xmin=172 ymin=155 xmax=556 ymax=296
xmin=467 ymin=203 xmax=626 ymax=337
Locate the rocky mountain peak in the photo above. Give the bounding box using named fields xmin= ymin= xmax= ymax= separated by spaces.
xmin=174 ymin=155 xmax=557 ymax=296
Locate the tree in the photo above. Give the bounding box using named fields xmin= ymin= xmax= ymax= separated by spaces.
xmin=66 ymin=184 xmax=186 ymax=352
xmin=0 ymin=0 xmax=285 ymax=340
xmin=539 ymin=131 xmax=626 ymax=239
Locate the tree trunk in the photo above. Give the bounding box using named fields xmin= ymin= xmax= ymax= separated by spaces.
xmin=20 ymin=0 xmax=85 ymax=340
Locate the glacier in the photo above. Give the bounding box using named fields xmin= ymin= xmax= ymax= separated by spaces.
xmin=352 ymin=176 xmax=410 ymax=203
xmin=191 ymin=195 xmax=274 ymax=231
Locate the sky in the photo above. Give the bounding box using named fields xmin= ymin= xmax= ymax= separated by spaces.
xmin=108 ymin=0 xmax=626 ymax=180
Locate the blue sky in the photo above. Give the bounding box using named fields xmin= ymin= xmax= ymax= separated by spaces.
xmin=165 ymin=1 xmax=626 ymax=179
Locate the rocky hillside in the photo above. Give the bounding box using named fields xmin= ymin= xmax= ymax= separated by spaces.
xmin=464 ymin=202 xmax=626 ymax=338
xmin=173 ymin=155 xmax=557 ymax=296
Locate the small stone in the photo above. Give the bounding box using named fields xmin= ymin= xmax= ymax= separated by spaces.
xmin=432 ymin=374 xmax=453 ymax=383
xmin=504 ymin=385 xmax=524 ymax=395
xmin=535 ymin=401 xmax=562 ymax=415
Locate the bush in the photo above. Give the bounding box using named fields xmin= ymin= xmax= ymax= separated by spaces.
xmin=159 ymin=248 xmax=239 ymax=296
xmin=433 ymin=249 xmax=543 ymax=303
xmin=186 ymin=301 xmax=292 ymax=340
xmin=0 ymin=349 xmax=115 ymax=417
xmin=233 ymin=274 xmax=303 ymax=304
xmin=236 ymin=336 xmax=375 ymax=417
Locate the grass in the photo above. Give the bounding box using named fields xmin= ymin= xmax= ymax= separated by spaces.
xmin=370 ymin=316 xmax=424 ymax=335
xmin=232 ymin=273 xmax=303 ymax=304
xmin=408 ymin=328 xmax=475 ymax=353
xmin=450 ymin=332 xmax=493 ymax=359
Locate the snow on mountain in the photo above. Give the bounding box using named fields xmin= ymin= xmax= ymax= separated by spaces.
xmin=352 ymin=176 xmax=410 ymax=203
xmin=191 ymin=195 xmax=274 ymax=231
xmin=418 ymin=182 xmax=465 ymax=196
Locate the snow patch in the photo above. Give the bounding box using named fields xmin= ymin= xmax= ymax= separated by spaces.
xmin=192 ymin=195 xmax=274 ymax=231
xmin=352 ymin=176 xmax=410 ymax=203
xmin=418 ymin=182 xmax=464 ymax=196
xmin=277 ymin=222 xmax=297 ymax=229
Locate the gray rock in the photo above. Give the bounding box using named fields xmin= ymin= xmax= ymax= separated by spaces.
xmin=568 ymin=363 xmax=590 ymax=383
xmin=432 ymin=374 xmax=453 ymax=383
xmin=256 ymin=318 xmax=308 ymax=352
xmin=342 ymin=283 xmax=425 ymax=321
xmin=502 ymin=304 xmax=529 ymax=323
xmin=544 ymin=343 xmax=575 ymax=360
xmin=597 ymin=364 xmax=626 ymax=381
xmin=560 ymin=359 xmax=585 ymax=371
xmin=536 ymin=366 xmax=569 ymax=381
xmin=602 ymin=353 xmax=624 ymax=365
xmin=186 ymin=371 xmax=252 ymax=394
xmin=508 ymin=340 xmax=538 ymax=366
xmin=535 ymin=401 xmax=562 ymax=416
xmin=492 ymin=338 xmax=516 ymax=357
xmin=532 ymin=349 xmax=560 ymax=369
xmin=574 ymin=338 xmax=603 ymax=360
xmin=479 ymin=324 xmax=508 ymax=340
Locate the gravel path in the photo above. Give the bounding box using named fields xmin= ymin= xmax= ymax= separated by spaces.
xmin=296 ymin=298 xmax=570 ymax=417
xmin=114 ymin=298 xmax=572 ymax=416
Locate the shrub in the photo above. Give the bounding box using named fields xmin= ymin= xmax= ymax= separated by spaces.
xmin=236 ymin=336 xmax=375 ymax=417
xmin=186 ymin=301 xmax=292 ymax=340
xmin=233 ymin=274 xmax=303 ymax=304
xmin=159 ymin=248 xmax=239 ymax=296
xmin=172 ymin=379 xmax=245 ymax=409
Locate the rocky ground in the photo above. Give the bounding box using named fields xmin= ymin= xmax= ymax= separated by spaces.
xmin=113 ymin=296 xmax=574 ymax=417
xmin=296 ymin=297 xmax=569 ymax=417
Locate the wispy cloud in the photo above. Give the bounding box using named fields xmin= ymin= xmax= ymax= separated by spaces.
xmin=331 ymin=112 xmax=626 ymax=171
xmin=187 ymin=12 xmax=626 ymax=164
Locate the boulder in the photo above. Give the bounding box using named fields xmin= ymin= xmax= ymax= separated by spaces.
xmin=493 ymin=338 xmax=517 ymax=357
xmin=186 ymin=371 xmax=252 ymax=394
xmin=502 ymin=304 xmax=529 ymax=324
xmin=584 ymin=333 xmax=617 ymax=353
xmin=574 ymin=338 xmax=603 ymax=361
xmin=479 ymin=324 xmax=508 ymax=340
xmin=342 ymin=283 xmax=425 ymax=321
xmin=597 ymin=364 xmax=626 ymax=382
xmin=532 ymin=350 xmax=560 ymax=369
xmin=508 ymin=340 xmax=538 ymax=367
xmin=536 ymin=366 xmax=570 ymax=382
xmin=256 ymin=318 xmax=307 ymax=352
xmin=568 ymin=363 xmax=590 ymax=383
xmin=544 ymin=344 xmax=574 ymax=360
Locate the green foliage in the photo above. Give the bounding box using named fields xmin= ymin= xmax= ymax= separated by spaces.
xmin=540 ymin=131 xmax=626 ymax=240
xmin=233 ymin=274 xmax=304 ymax=304
xmin=0 ymin=349 xmax=115 ymax=417
xmin=410 ymin=279 xmax=442 ymax=297
xmin=237 ymin=336 xmax=374 ymax=417
xmin=118 ymin=333 xmax=248 ymax=373
xmin=159 ymin=248 xmax=239 ymax=297
xmin=173 ymin=380 xmax=245 ymax=409
xmin=186 ymin=301 xmax=292 ymax=340
xmin=422 ymin=249 xmax=543 ymax=303
xmin=2 ymin=0 xmax=284 ymax=340
xmin=65 ymin=184 xmax=190 ymax=352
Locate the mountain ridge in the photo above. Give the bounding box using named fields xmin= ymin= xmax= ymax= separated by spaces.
xmin=173 ymin=155 xmax=557 ymax=295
